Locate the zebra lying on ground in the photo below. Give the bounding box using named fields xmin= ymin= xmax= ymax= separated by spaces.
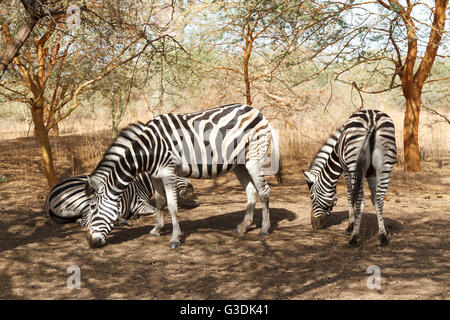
xmin=303 ymin=109 xmax=397 ymax=246
xmin=44 ymin=172 xmax=194 ymax=227
xmin=84 ymin=103 xmax=282 ymax=249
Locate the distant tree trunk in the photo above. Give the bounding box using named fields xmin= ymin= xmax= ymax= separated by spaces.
xmin=243 ymin=56 xmax=252 ymax=105
xmin=30 ymin=99 xmax=58 ymax=187
xmin=49 ymin=122 xmax=60 ymax=136
xmin=111 ymin=92 xmax=125 ymax=138
xmin=243 ymin=24 xmax=253 ymax=106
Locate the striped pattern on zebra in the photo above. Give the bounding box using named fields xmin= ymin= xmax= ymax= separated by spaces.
xmin=303 ymin=109 xmax=397 ymax=245
xmin=44 ymin=173 xmax=194 ymax=226
xmin=85 ymin=103 xmax=282 ymax=249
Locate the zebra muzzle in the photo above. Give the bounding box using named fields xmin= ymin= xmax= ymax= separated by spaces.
xmin=86 ymin=231 xmax=106 ymax=248
xmin=311 ymin=214 xmax=326 ymax=229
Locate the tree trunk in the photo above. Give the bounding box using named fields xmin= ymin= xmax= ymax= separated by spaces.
xmin=0 ymin=21 xmax=36 ymax=77
xmin=403 ymin=92 xmax=421 ymax=172
xmin=30 ymin=100 xmax=58 ymax=187
xmin=244 ymin=52 xmax=252 ymax=106
xmin=49 ymin=122 xmax=60 ymax=136
xmin=111 ymin=93 xmax=124 ymax=138
xmin=243 ymin=24 xmax=253 ymax=106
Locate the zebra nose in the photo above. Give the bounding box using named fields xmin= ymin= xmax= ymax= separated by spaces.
xmin=86 ymin=230 xmax=106 ymax=248
xmin=311 ymin=213 xmax=326 ymax=229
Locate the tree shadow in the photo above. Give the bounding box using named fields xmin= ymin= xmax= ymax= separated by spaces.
xmin=0 ymin=210 xmax=81 ymax=253
xmin=320 ymin=210 xmax=403 ymax=243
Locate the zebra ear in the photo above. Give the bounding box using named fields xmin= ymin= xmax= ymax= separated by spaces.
xmin=302 ymin=170 xmax=317 ymax=184
xmin=86 ymin=176 xmax=101 ymax=193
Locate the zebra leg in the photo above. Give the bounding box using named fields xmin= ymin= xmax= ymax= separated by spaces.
xmin=245 ymin=161 xmax=271 ymax=236
xmin=349 ymin=187 xmax=365 ymax=246
xmin=149 ymin=178 xmax=166 ymax=237
xmin=344 ymin=172 xmax=355 ymax=234
xmin=367 ymin=175 xmax=389 ymax=245
xmin=161 ymin=174 xmax=181 ymax=249
xmin=234 ymin=165 xmax=257 ymax=235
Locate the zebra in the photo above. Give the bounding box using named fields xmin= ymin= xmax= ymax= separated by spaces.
xmin=84 ymin=103 xmax=282 ymax=249
xmin=44 ymin=173 xmax=194 ymax=227
xmin=302 ymin=110 xmax=397 ymax=246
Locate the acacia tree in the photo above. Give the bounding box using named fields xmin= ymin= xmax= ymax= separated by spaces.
xmin=378 ymin=0 xmax=448 ymax=172
xmin=187 ymin=0 xmax=320 ymax=106
xmin=306 ymin=0 xmax=449 ymax=172
xmin=0 ymin=0 xmax=171 ymax=186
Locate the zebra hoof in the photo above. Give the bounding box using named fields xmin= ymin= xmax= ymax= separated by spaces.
xmin=149 ymin=231 xmax=160 ymax=237
xmin=259 ymin=230 xmax=270 ymax=237
xmin=236 ymin=226 xmax=247 ymax=235
xmin=348 ymin=234 xmax=359 ymax=246
xmin=169 ymin=241 xmax=180 ymax=249
xmin=379 ymin=234 xmax=389 ymax=246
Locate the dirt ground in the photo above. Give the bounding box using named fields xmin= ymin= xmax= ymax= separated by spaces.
xmin=0 ymin=135 xmax=449 ymax=300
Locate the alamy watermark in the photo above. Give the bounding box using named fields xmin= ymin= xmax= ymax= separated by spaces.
xmin=67 ymin=265 xmax=81 ymax=289
xmin=366 ymin=265 xmax=381 ymax=290
xmin=66 ymin=5 xmax=81 ymax=31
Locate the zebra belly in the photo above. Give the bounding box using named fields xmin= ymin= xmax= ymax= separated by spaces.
xmin=176 ymin=161 xmax=238 ymax=179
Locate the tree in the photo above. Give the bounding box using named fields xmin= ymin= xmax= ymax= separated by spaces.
xmin=186 ymin=0 xmax=318 ymax=106
xmin=0 ymin=0 xmax=173 ymax=186
xmin=379 ymin=0 xmax=448 ymax=172
xmin=309 ymin=0 xmax=449 ymax=172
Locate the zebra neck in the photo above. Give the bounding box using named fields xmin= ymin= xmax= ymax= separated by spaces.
xmin=92 ymin=124 xmax=158 ymax=197
xmin=316 ymin=148 xmax=344 ymax=191
xmin=309 ymin=126 xmax=344 ymax=173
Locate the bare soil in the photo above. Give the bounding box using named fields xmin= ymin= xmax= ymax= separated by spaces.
xmin=0 ymin=135 xmax=449 ymax=299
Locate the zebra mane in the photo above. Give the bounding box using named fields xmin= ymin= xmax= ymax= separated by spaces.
xmin=93 ymin=121 xmax=147 ymax=170
xmin=308 ymin=125 xmax=345 ymax=173
xmin=88 ymin=121 xmax=151 ymax=193
xmin=113 ymin=121 xmax=147 ymax=145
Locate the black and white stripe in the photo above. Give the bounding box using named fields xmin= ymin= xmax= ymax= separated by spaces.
xmin=303 ymin=109 xmax=397 ymax=245
xmin=44 ymin=173 xmax=193 ymax=226
xmin=85 ymin=103 xmax=281 ymax=249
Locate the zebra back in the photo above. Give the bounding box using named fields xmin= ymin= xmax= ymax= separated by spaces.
xmin=43 ymin=176 xmax=90 ymax=224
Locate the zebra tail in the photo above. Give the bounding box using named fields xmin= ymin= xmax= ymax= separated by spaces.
xmin=269 ymin=124 xmax=283 ymax=184
xmin=351 ymin=129 xmax=375 ymax=212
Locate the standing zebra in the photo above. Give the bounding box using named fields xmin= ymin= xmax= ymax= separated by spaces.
xmin=85 ymin=103 xmax=281 ymax=249
xmin=303 ymin=110 xmax=397 ymax=245
xmin=44 ymin=173 xmax=194 ymax=226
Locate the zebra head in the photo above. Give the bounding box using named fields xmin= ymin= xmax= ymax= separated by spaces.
xmin=85 ymin=176 xmax=120 ymax=248
xmin=303 ymin=170 xmax=338 ymax=229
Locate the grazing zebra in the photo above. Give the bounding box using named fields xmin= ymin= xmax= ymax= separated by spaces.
xmin=44 ymin=173 xmax=194 ymax=226
xmin=303 ymin=110 xmax=397 ymax=245
xmin=85 ymin=103 xmax=282 ymax=249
